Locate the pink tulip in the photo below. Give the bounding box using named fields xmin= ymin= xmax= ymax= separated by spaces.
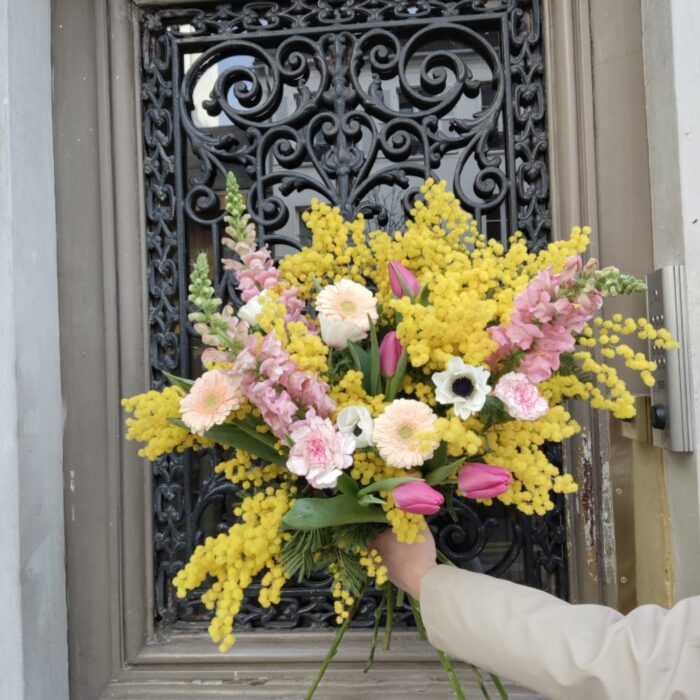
xmin=393 ymin=481 xmax=444 ymax=515
xmin=458 ymin=463 xmax=512 ymax=499
xmin=379 ymin=331 xmax=403 ymax=376
xmin=388 ymin=260 xmax=421 ymax=298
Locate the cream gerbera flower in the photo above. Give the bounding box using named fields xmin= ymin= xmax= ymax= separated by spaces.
xmin=373 ymin=399 xmax=438 ymax=469
xmin=315 ymin=279 xmax=378 ymax=331
xmin=180 ymin=370 xmax=243 ymax=435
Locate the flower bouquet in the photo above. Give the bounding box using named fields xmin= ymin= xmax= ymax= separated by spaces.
xmin=123 ymin=175 xmax=675 ymax=698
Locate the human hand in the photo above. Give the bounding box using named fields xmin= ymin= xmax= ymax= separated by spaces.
xmin=371 ymin=529 xmax=437 ymax=600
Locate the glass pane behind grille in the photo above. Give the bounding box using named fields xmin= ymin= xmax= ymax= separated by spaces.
xmin=140 ymin=0 xmax=564 ymax=630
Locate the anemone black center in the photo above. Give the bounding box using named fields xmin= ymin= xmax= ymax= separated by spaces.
xmin=353 ymin=425 xmax=364 ymax=437
xmin=451 ymin=377 xmax=474 ymax=398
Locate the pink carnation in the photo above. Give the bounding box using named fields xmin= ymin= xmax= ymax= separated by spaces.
xmin=492 ymin=372 xmax=549 ymax=421
xmin=287 ymin=411 xmax=355 ymax=489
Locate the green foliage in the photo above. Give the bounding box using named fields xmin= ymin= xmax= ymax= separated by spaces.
xmin=282 ymin=495 xmax=388 ymax=530
xmin=281 ymin=523 xmax=382 ymax=597
xmin=336 ymin=473 xmax=360 ymax=496
xmin=356 ymin=476 xmax=421 ymax=497
xmin=425 ymin=458 xmax=465 ymax=486
xmin=162 ymin=371 xmax=194 ymax=392
xmin=280 ymin=529 xmax=325 ymax=583
xmin=479 ymin=395 xmax=512 ymax=430
xmin=368 ymin=316 xmax=381 ymax=396
xmin=333 ymin=546 xmax=368 ymax=596
xmin=330 ymin=522 xmax=381 ymax=552
xmin=347 ymin=340 xmax=373 ymax=394
xmin=557 ymin=352 xmax=594 ymax=384
xmin=169 ymin=419 xmax=287 ymax=465
xmin=385 ymin=347 xmax=408 ymax=401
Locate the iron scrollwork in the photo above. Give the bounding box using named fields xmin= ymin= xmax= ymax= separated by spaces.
xmin=140 ymin=0 xmax=560 ymax=630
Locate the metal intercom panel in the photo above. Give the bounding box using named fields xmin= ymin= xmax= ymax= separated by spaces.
xmin=645 ymin=266 xmax=694 ymax=452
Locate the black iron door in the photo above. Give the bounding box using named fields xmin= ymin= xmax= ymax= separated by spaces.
xmin=140 ymin=0 xmax=565 ymax=630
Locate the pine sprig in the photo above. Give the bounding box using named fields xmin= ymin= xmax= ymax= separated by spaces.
xmin=557 ymin=352 xmax=594 ymax=384
xmin=280 ymin=529 xmax=327 ymax=582
xmin=332 ymin=546 xmax=367 ymax=597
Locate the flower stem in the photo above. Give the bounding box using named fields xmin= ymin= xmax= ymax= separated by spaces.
xmin=490 ymin=673 xmax=509 ymax=700
xmin=364 ymin=588 xmax=385 ymax=673
xmin=437 ymin=549 xmax=458 ymax=567
xmin=304 ymin=590 xmax=364 ymax=700
xmin=408 ymin=595 xmax=466 ymax=700
xmin=469 ymin=663 xmax=493 ymax=700
xmin=383 ymin=582 xmax=395 ymax=650
xmin=436 ymin=552 xmax=509 ymax=699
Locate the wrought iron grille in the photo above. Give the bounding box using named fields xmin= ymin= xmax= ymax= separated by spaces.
xmin=140 ymin=0 xmax=563 ymax=629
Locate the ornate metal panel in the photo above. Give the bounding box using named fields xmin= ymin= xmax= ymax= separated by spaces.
xmin=140 ymin=0 xmax=561 ymax=630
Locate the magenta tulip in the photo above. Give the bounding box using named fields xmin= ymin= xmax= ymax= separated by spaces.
xmin=458 ymin=463 xmax=512 ymax=499
xmin=379 ymin=331 xmax=403 ymax=376
xmin=393 ymin=481 xmax=444 ymax=515
xmin=388 ymin=260 xmax=421 ymax=298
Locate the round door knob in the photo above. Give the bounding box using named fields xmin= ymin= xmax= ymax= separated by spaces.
xmin=651 ymin=404 xmax=667 ymax=430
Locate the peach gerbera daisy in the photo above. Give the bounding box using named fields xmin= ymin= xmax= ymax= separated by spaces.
xmin=373 ymin=399 xmax=438 ymax=469
xmin=180 ymin=370 xmax=243 ymax=435
xmin=315 ymin=279 xmax=378 ymax=331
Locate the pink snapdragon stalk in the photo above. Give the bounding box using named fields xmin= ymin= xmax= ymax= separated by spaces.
xmin=488 ymin=256 xmax=603 ymax=383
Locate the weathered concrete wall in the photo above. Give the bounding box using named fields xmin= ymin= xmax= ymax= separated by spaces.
xmin=642 ymin=0 xmax=700 ymax=600
xmin=0 ymin=0 xmax=69 ymax=697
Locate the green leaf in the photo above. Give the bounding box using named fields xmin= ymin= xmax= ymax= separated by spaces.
xmin=337 ymin=473 xmax=360 ymax=497
xmin=385 ymin=347 xmax=408 ymax=401
xmin=425 ymin=458 xmax=465 ymax=486
xmin=444 ymin=489 xmax=459 ymax=523
xmin=162 ymin=371 xmax=195 ymax=392
xmin=356 ymin=476 xmax=422 ymax=498
xmin=310 ymin=274 xmax=324 ymax=294
xmin=480 ymin=395 xmax=512 ymax=429
xmin=418 ymin=284 xmax=431 ymax=306
xmin=170 ymin=418 xmax=286 ymax=465
xmin=357 ymin=494 xmax=386 ymax=507
xmin=426 ymin=441 xmax=448 ymax=470
xmin=368 ymin=316 xmax=381 ymax=396
xmin=347 ymin=340 xmax=372 ymax=394
xmin=282 ymin=495 xmax=388 ymax=530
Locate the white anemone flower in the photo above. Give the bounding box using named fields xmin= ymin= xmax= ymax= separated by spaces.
xmin=337 ymin=405 xmax=374 ymax=448
xmin=237 ymin=290 xmax=272 ymax=326
xmin=432 ymin=357 xmax=491 ymax=419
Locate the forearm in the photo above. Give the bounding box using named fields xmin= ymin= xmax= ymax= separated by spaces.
xmin=419 ymin=566 xmax=697 ymax=700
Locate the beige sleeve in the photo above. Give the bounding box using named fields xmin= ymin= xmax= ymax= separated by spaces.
xmin=419 ymin=565 xmax=700 ymax=700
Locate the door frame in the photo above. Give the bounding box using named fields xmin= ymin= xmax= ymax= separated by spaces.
xmin=55 ymin=1 xmax=621 ymax=696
